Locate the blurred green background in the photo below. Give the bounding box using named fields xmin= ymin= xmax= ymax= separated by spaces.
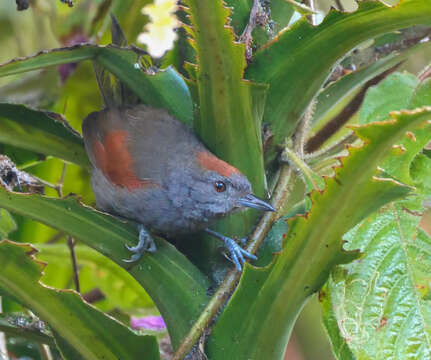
xmin=1 ymin=0 xmax=431 ymax=359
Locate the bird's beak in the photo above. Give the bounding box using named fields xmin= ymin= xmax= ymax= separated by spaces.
xmin=238 ymin=194 xmax=276 ymax=212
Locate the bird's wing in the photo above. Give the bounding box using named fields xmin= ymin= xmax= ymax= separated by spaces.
xmin=82 ymin=108 xmax=157 ymax=190
xmin=126 ymin=106 xmax=203 ymax=181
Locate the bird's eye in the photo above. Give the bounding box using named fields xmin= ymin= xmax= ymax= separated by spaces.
xmin=214 ymin=180 xmax=226 ymax=193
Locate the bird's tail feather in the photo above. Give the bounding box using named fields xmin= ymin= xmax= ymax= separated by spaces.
xmin=93 ymin=14 xmax=139 ymax=108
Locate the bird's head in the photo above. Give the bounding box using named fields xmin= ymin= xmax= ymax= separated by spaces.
xmin=167 ymin=150 xmax=274 ymax=218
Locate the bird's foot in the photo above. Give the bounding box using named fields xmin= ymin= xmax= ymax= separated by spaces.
xmin=123 ymin=224 xmax=156 ymax=263
xmin=205 ymin=228 xmax=257 ymax=271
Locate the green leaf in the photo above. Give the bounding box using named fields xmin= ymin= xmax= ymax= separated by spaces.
xmin=411 ymin=77 xmax=431 ymax=109
xmin=381 ymin=117 xmax=431 ymax=186
xmin=254 ymin=216 xmax=287 ymax=267
xmin=184 ymin=0 xmax=265 ymax=194
xmin=246 ymin=0 xmax=431 ymax=164
xmin=270 ymin=0 xmax=295 ymax=33
xmin=0 ymin=241 xmax=160 ymax=360
xmin=36 ymin=244 xmax=153 ymax=311
xmin=320 ymin=287 xmax=355 ymax=360
xmin=95 ymin=47 xmax=193 ymax=125
xmin=358 ymin=73 xmax=431 ymax=184
xmin=0 ymin=69 xmax=60 ymax=108
xmin=182 ymin=0 xmax=267 ymax=273
xmin=0 ymin=45 xmax=193 ymax=125
xmin=224 ymin=0 xmax=251 ymax=34
xmin=0 ymin=45 xmax=98 ymax=77
xmin=359 ymin=72 xmax=419 ymax=124
xmin=0 ymin=189 xmax=210 ymax=349
xmin=0 ymin=103 xmax=90 ymax=169
xmin=411 ymin=154 xmax=431 ymax=195
xmin=208 ymin=109 xmax=431 ymax=360
xmin=323 ymin=200 xmax=431 ymax=359
xmin=0 ymin=208 xmax=16 ymax=239
xmin=313 ymin=42 xmax=431 ymax=127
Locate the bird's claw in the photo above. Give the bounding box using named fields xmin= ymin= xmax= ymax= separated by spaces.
xmin=223 ymin=238 xmax=257 ymax=271
xmin=205 ymin=228 xmax=256 ymax=271
xmin=123 ymin=252 xmax=144 ymax=263
xmin=123 ymin=225 xmax=156 ymax=263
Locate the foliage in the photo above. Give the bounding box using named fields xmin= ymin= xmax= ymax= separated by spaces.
xmin=0 ymin=0 xmax=430 ymax=359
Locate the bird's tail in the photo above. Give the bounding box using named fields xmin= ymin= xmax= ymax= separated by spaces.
xmin=93 ymin=14 xmax=139 ymax=108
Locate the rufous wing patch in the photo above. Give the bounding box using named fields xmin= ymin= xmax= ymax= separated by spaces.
xmin=93 ymin=130 xmax=156 ymax=190
xmin=197 ymin=151 xmax=241 ymax=177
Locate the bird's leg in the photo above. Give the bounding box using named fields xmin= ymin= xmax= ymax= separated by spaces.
xmin=123 ymin=224 xmax=156 ymax=263
xmin=205 ymin=228 xmax=257 ymax=271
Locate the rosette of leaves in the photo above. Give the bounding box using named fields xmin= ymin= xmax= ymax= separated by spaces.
xmin=0 ymin=0 xmax=430 ymax=359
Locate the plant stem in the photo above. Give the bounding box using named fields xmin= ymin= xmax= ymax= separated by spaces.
xmin=173 ymin=165 xmax=292 ymax=360
xmin=56 ymin=164 xmax=81 ymax=293
xmin=305 ymin=132 xmax=356 ymax=166
xmin=305 ymin=64 xmax=399 ymax=153
xmin=39 ymin=344 xmax=53 ymax=360
xmin=67 ymin=236 xmax=80 ymax=293
xmin=239 ymin=0 xmax=267 ymax=60
xmin=293 ymin=100 xmax=315 ymax=159
xmin=282 ymin=147 xmax=320 ymax=191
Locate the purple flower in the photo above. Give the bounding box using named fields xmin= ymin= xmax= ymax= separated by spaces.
xmin=130 ymin=315 xmax=166 ymax=331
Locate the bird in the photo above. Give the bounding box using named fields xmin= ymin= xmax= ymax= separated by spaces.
xmin=82 ymin=105 xmax=275 ymax=271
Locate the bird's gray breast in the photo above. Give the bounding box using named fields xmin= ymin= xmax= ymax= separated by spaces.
xmin=91 ymin=168 xmax=210 ymax=236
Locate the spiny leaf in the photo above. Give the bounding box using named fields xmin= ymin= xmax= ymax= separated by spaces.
xmin=36 ymin=244 xmax=154 ymax=311
xmin=0 ymin=241 xmax=160 ymax=360
xmin=208 ymin=108 xmax=431 ymax=360
xmin=0 ymin=103 xmax=90 ymax=169
xmin=95 ymin=47 xmax=193 ymax=124
xmin=0 ymin=44 xmax=193 ymax=125
xmin=183 ymin=0 xmax=265 ymax=192
xmin=246 ymin=0 xmax=431 ymax=165
xmin=181 ymin=0 xmax=267 ymax=273
xmin=359 ymin=73 xmax=431 ymax=184
xmin=0 ymin=45 xmax=98 ymax=77
xmin=322 ymin=113 xmax=431 ymax=358
xmin=0 ymin=188 xmax=209 ymax=349
xmin=313 ymin=42 xmax=431 ymax=128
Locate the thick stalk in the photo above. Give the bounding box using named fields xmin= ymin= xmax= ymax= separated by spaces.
xmin=207 ymin=110 xmax=429 ymax=359
xmin=173 ymin=165 xmax=292 ymax=359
